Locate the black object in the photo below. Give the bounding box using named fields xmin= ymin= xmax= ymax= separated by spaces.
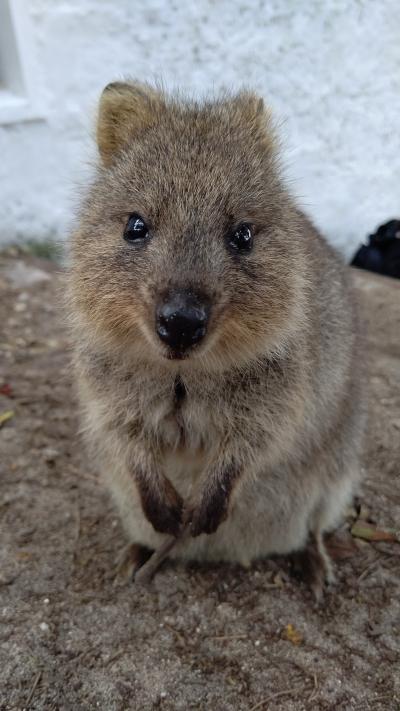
xmin=351 ymin=219 xmax=400 ymax=279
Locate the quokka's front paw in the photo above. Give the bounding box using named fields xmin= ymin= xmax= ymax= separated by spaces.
xmin=186 ymin=490 xmax=229 ymax=537
xmin=140 ymin=478 xmax=183 ymax=536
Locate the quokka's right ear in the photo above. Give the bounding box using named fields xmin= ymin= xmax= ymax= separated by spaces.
xmin=96 ymin=81 xmax=163 ymax=166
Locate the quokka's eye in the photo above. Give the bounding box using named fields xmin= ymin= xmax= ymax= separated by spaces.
xmin=227 ymin=223 xmax=254 ymax=253
xmin=123 ymin=213 xmax=149 ymax=243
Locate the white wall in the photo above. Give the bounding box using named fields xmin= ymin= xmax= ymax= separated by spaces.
xmin=0 ymin=0 xmax=399 ymax=259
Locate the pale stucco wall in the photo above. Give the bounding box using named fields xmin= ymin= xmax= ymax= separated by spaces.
xmin=0 ymin=0 xmax=399 ymax=258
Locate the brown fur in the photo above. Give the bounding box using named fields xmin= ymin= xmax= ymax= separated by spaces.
xmin=67 ymin=82 xmax=365 ymax=585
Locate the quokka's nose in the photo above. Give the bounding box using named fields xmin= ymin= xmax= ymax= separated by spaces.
xmin=156 ymin=292 xmax=210 ymax=352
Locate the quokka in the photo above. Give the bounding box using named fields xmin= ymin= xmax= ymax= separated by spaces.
xmin=68 ymin=81 xmax=365 ymax=594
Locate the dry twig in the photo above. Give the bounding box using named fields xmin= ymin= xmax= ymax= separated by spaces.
xmin=248 ymin=685 xmax=305 ymax=711
xmin=26 ymin=671 xmax=42 ymax=707
xmin=135 ymin=523 xmax=191 ymax=585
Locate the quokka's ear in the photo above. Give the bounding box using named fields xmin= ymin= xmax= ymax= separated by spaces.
xmin=96 ymin=81 xmax=163 ymax=166
xmin=231 ymin=91 xmax=275 ymax=148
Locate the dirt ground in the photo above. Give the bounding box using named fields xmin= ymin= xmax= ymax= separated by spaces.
xmin=0 ymin=250 xmax=399 ymax=711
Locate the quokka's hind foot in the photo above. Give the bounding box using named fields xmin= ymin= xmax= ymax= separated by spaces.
xmin=114 ymin=543 xmax=154 ymax=584
xmin=289 ymin=532 xmax=335 ymax=602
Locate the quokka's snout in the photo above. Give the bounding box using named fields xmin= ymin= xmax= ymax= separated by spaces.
xmin=155 ymin=289 xmax=211 ymax=358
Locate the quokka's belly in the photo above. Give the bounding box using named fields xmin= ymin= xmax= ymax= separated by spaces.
xmin=119 ymin=448 xmax=327 ymax=566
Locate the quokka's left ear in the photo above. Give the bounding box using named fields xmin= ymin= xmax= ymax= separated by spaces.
xmin=96 ymin=81 xmax=164 ymax=166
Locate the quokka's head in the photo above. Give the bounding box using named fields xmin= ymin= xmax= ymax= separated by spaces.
xmin=70 ymin=81 xmax=308 ymax=372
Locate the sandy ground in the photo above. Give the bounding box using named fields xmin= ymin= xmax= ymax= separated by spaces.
xmin=0 ymin=250 xmax=399 ymax=711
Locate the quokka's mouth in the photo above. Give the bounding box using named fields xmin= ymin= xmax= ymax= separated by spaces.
xmin=164 ymin=346 xmax=192 ymax=361
xmin=162 ymin=339 xmax=209 ymax=362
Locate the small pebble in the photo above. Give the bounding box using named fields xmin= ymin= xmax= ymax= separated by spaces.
xmin=14 ymin=302 xmax=27 ymax=312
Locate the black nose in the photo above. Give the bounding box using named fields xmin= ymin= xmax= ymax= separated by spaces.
xmin=156 ymin=292 xmax=210 ymax=352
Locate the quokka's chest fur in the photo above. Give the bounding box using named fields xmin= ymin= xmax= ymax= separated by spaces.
xmin=83 ymin=348 xmax=309 ymax=476
xmin=83 ymin=353 xmax=225 ymax=449
xmin=146 ymin=374 xmax=218 ymax=453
